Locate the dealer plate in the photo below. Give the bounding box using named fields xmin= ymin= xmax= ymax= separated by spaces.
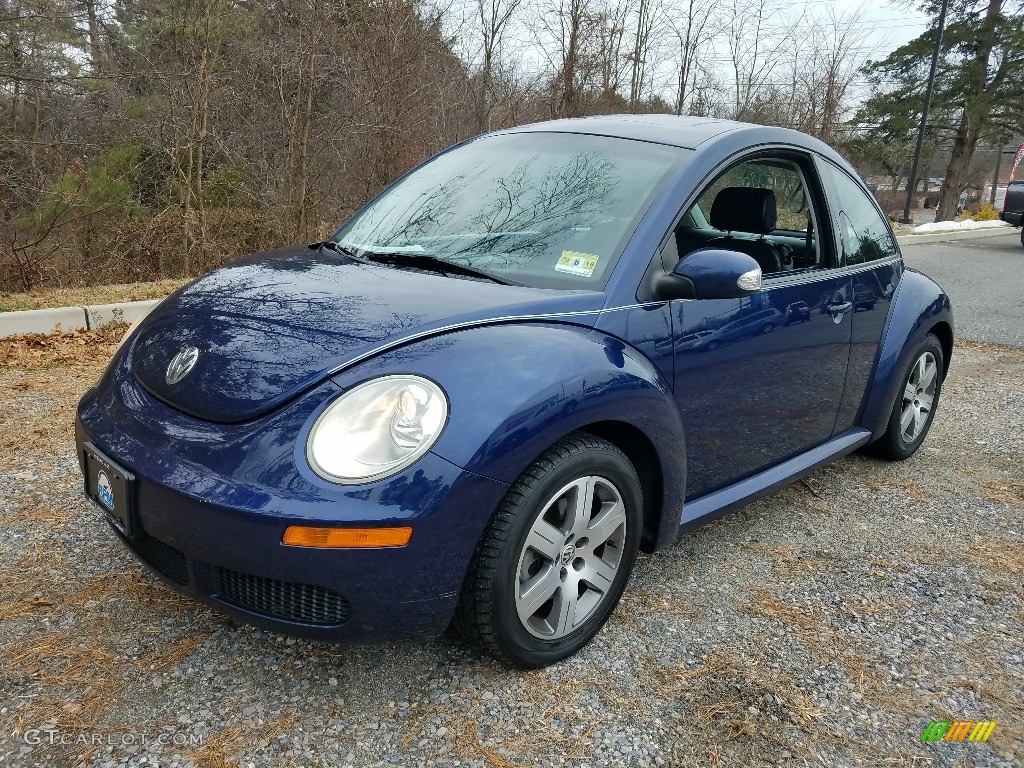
xmin=82 ymin=443 xmax=135 ymax=536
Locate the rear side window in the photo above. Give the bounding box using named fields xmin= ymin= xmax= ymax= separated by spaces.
xmin=819 ymin=163 xmax=897 ymax=266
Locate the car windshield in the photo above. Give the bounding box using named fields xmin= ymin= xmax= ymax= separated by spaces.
xmin=332 ymin=132 xmax=688 ymax=289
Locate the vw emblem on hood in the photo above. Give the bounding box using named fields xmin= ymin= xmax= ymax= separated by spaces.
xmin=166 ymin=346 xmax=200 ymax=385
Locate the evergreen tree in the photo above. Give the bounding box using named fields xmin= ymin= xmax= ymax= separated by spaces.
xmin=854 ymin=0 xmax=1024 ymax=220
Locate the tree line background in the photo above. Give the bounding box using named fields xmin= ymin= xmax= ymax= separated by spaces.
xmin=1 ymin=0 xmax=1021 ymax=292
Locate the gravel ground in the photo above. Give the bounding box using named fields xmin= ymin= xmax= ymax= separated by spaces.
xmin=0 ymin=329 xmax=1021 ymax=768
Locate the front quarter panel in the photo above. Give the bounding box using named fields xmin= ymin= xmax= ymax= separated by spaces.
xmin=329 ymin=322 xmax=687 ymax=550
xmin=859 ymin=267 xmax=953 ymax=439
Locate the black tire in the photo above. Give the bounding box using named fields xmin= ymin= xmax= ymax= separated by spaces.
xmin=1019 ymin=226 xmax=1023 ymax=248
xmin=867 ymin=333 xmax=944 ymax=461
xmin=761 ymin=322 xmax=776 ymax=334
xmin=455 ymin=433 xmax=642 ymax=668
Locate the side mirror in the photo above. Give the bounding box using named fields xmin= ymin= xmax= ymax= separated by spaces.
xmin=654 ymin=248 xmax=763 ymax=300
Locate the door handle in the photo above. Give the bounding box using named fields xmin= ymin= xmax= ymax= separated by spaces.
xmin=827 ymin=301 xmax=853 ymax=323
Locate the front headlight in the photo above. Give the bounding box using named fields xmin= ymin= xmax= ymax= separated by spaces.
xmin=306 ymin=375 xmax=448 ymax=484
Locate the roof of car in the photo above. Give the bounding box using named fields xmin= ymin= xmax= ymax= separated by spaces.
xmin=501 ymin=114 xmax=806 ymax=151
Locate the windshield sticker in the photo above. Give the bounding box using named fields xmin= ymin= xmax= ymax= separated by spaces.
xmin=556 ymin=251 xmax=600 ymax=277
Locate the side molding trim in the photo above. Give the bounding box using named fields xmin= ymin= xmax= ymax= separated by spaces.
xmin=679 ymin=427 xmax=872 ymax=528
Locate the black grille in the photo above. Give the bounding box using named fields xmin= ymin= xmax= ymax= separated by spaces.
xmin=134 ymin=532 xmax=189 ymax=585
xmin=213 ymin=567 xmax=351 ymax=625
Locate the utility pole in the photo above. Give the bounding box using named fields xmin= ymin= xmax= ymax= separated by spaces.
xmin=900 ymin=0 xmax=949 ymax=225
xmin=990 ymin=144 xmax=1005 ymax=206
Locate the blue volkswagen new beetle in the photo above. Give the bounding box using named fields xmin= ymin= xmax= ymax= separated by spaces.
xmin=76 ymin=116 xmax=952 ymax=667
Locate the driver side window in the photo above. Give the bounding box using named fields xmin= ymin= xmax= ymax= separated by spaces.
xmin=675 ymin=158 xmax=821 ymax=276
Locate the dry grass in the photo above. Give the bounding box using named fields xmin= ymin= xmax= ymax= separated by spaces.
xmin=738 ymin=542 xmax=827 ymax=579
xmin=856 ymin=474 xmax=931 ymax=504
xmin=966 ymin=540 xmax=1024 ymax=575
xmin=0 ymin=279 xmax=186 ymax=313
xmin=612 ymin=585 xmax=702 ymax=629
xmin=738 ymin=585 xmax=834 ymax=655
xmin=735 ymin=584 xmax=923 ymax=716
xmin=954 ymin=338 xmax=1024 ymax=357
xmin=184 ymin=711 xmax=298 ymax=768
xmin=0 ymin=327 xmax=122 ymax=464
xmin=869 ymin=555 xmax=910 ymax=573
xmin=979 ymin=479 xmax=1024 ymax=507
xmin=3 ymin=630 xmax=125 ymax=732
xmin=139 ymin=630 xmax=217 ymax=670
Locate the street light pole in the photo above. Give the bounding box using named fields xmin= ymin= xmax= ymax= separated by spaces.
xmin=900 ymin=0 xmax=949 ymax=225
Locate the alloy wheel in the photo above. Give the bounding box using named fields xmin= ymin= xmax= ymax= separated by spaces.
xmin=900 ymin=351 xmax=938 ymax=442
xmin=514 ymin=476 xmax=627 ymax=640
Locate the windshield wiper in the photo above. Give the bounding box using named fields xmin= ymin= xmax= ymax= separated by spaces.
xmin=360 ymin=251 xmax=519 ymax=285
xmin=317 ymin=240 xmax=366 ymax=261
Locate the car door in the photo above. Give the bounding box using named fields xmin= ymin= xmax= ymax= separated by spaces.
xmin=668 ymin=152 xmax=853 ymax=501
xmin=815 ymin=159 xmax=903 ymax=432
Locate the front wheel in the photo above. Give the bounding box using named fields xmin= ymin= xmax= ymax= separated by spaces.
xmin=456 ymin=434 xmax=642 ymax=668
xmin=867 ymin=334 xmax=944 ymax=460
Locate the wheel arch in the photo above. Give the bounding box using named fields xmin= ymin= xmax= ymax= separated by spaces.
xmin=329 ymin=322 xmax=687 ymax=553
xmin=860 ymin=268 xmax=953 ymax=440
xmin=577 ymin=420 xmax=666 ymax=554
xmin=929 ymin=319 xmax=953 ymax=376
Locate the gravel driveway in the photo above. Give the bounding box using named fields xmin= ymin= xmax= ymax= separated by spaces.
xmin=1 ymin=328 xmax=1021 ymax=768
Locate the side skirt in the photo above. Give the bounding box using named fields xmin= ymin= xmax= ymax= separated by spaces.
xmin=678 ymin=427 xmax=872 ymax=530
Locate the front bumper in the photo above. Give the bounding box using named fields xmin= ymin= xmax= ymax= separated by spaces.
xmin=75 ymin=350 xmax=509 ymax=641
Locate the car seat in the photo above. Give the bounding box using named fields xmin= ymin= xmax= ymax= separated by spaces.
xmin=702 ymin=187 xmax=789 ymax=274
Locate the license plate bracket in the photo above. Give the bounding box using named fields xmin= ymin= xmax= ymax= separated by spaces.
xmin=82 ymin=443 xmax=136 ymax=537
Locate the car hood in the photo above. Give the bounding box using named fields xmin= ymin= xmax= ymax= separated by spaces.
xmin=130 ymin=245 xmax=605 ymax=422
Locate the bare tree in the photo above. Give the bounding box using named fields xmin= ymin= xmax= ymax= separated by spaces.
xmin=627 ymin=0 xmax=658 ymax=111
xmin=798 ymin=7 xmax=876 ymax=144
xmin=594 ymin=0 xmax=628 ymax=100
xmin=472 ymin=0 xmax=526 ymax=132
xmin=724 ymin=0 xmax=794 ymax=120
xmin=534 ymin=0 xmax=594 ymax=117
xmin=663 ymin=0 xmax=720 ymax=115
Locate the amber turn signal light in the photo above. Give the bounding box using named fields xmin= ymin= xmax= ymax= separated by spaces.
xmin=282 ymin=525 xmax=412 ymax=548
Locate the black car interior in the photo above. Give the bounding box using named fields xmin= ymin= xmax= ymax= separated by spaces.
xmin=700 ymin=187 xmax=789 ymax=273
xmin=673 ymin=159 xmax=823 ymax=276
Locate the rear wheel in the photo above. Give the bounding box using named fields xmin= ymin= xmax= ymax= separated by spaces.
xmin=456 ymin=434 xmax=642 ymax=668
xmin=868 ymin=334 xmax=944 ymax=460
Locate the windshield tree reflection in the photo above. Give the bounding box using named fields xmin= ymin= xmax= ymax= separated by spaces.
xmin=334 ymin=133 xmax=687 ymax=289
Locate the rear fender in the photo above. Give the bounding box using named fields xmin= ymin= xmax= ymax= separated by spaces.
xmin=860 ymin=268 xmax=953 ymax=439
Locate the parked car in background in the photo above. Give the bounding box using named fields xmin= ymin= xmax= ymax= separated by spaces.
xmin=1001 ymin=180 xmax=1024 ymax=247
xmin=694 ymin=308 xmax=784 ymax=350
xmin=853 ymin=284 xmax=877 ymax=311
xmin=784 ymin=301 xmax=811 ymax=325
xmin=76 ymin=116 xmax=954 ymax=668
